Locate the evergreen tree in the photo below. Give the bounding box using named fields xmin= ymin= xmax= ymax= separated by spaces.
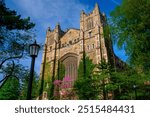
xmin=74 ymin=56 xmax=100 ymax=100
xmin=95 ymin=59 xmax=112 ymax=100
xmin=77 ymin=55 xmax=95 ymax=79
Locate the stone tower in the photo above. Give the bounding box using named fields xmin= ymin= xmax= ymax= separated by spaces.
xmin=80 ymin=3 xmax=109 ymax=63
xmin=39 ymin=3 xmax=116 ymax=99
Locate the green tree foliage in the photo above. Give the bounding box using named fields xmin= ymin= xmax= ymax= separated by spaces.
xmin=0 ymin=62 xmax=28 ymax=89
xmin=74 ymin=77 xmax=100 ymax=100
xmin=77 ymin=55 xmax=96 ymax=79
xmin=0 ymin=63 xmax=39 ymax=100
xmin=0 ymin=77 xmax=19 ymax=100
xmin=110 ymin=0 xmax=150 ymax=99
xmin=74 ymin=56 xmax=100 ymax=100
xmin=110 ymin=66 xmax=150 ymax=100
xmin=95 ymin=59 xmax=113 ymax=100
xmin=20 ymin=71 xmax=39 ymax=100
xmin=38 ymin=62 xmax=51 ymax=99
xmin=43 ymin=63 xmax=51 ymax=91
xmin=110 ymin=0 xmax=150 ymax=70
xmin=0 ymin=1 xmax=34 ymax=30
xmin=0 ymin=63 xmax=27 ymax=99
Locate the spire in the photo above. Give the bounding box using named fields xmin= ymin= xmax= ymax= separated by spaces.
xmin=80 ymin=10 xmax=86 ymax=21
xmin=94 ymin=3 xmax=100 ymax=14
xmin=55 ymin=22 xmax=61 ymax=30
xmin=95 ymin=3 xmax=99 ymax=9
xmin=56 ymin=22 xmax=60 ymax=26
xmin=46 ymin=26 xmax=51 ymax=34
xmin=47 ymin=26 xmax=51 ymax=32
xmin=81 ymin=10 xmax=85 ymax=15
xmin=80 ymin=10 xmax=86 ymax=18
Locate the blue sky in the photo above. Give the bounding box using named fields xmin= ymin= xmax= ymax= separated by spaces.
xmin=4 ymin=0 xmax=127 ymax=74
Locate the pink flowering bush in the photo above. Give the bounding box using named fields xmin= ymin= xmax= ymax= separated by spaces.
xmin=61 ymin=76 xmax=72 ymax=89
xmin=54 ymin=76 xmax=74 ymax=99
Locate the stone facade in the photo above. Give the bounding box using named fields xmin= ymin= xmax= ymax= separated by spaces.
xmin=39 ymin=3 xmax=117 ymax=99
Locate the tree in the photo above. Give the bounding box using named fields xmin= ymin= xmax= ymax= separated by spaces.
xmin=0 ymin=64 xmax=29 ymax=99
xmin=77 ymin=55 xmax=96 ymax=79
xmin=0 ymin=63 xmax=28 ymax=89
xmin=0 ymin=64 xmax=39 ymax=100
xmin=95 ymin=59 xmax=113 ymax=100
xmin=110 ymin=0 xmax=150 ymax=71
xmin=0 ymin=77 xmax=19 ymax=100
xmin=20 ymin=71 xmax=39 ymax=100
xmin=110 ymin=0 xmax=150 ymax=99
xmin=74 ymin=56 xmax=100 ymax=100
xmin=109 ymin=66 xmax=150 ymax=100
xmin=0 ymin=1 xmax=35 ymax=87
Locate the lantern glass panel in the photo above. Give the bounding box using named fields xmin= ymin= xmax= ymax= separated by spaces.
xmin=29 ymin=43 xmax=40 ymax=57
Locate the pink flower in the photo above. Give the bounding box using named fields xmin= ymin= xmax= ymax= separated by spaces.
xmin=60 ymin=76 xmax=72 ymax=89
xmin=54 ymin=80 xmax=62 ymax=86
xmin=54 ymin=76 xmax=72 ymax=89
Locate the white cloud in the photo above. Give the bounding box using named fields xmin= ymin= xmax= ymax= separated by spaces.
xmin=11 ymin=0 xmax=89 ymax=30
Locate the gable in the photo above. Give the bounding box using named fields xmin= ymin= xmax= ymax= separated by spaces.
xmin=60 ymin=29 xmax=80 ymax=44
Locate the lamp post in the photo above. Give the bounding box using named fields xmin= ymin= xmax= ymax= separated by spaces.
xmin=133 ymin=84 xmax=137 ymax=100
xmin=27 ymin=40 xmax=40 ymax=100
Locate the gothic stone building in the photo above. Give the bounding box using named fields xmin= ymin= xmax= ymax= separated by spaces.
xmin=39 ymin=4 xmax=121 ymax=99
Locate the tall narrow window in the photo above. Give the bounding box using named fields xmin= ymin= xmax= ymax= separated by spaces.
xmin=89 ymin=31 xmax=92 ymax=38
xmin=86 ymin=18 xmax=93 ymax=30
xmin=92 ymin=44 xmax=94 ymax=49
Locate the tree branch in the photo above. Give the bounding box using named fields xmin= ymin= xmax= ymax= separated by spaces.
xmin=0 ymin=52 xmax=23 ymax=69
xmin=0 ymin=60 xmax=15 ymax=89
